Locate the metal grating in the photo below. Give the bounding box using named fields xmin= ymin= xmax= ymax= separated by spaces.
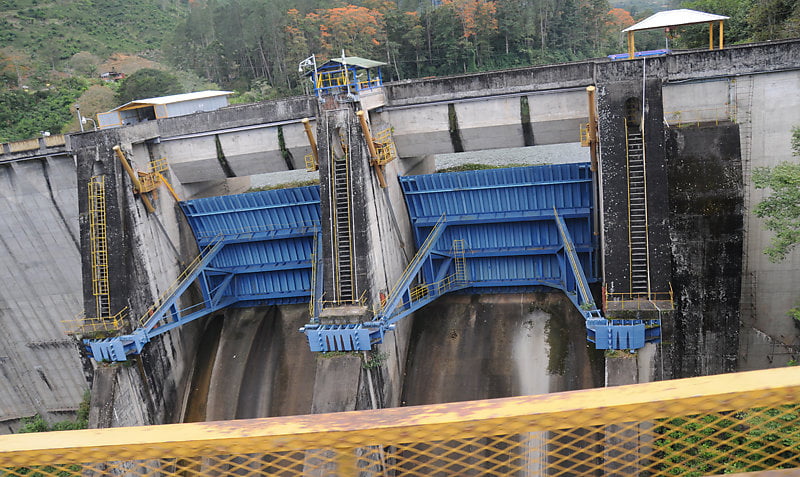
xmin=2 ymin=368 xmax=799 ymax=476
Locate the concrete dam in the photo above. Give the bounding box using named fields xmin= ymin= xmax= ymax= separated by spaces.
xmin=1 ymin=39 xmax=799 ymax=433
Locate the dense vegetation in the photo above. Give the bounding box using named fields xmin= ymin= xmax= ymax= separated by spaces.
xmin=0 ymin=77 xmax=87 ymax=141
xmin=0 ymin=0 xmax=799 ymax=140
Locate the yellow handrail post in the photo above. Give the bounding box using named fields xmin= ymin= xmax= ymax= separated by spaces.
xmin=113 ymin=145 xmax=155 ymax=213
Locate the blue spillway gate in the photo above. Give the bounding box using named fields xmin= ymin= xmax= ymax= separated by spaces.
xmin=304 ymin=163 xmax=660 ymax=352
xmin=84 ymin=164 xmax=660 ymax=361
xmin=85 ymin=186 xmax=320 ymax=361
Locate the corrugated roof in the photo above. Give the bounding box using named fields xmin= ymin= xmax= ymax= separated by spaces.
xmin=113 ymin=90 xmax=233 ymax=112
xmin=623 ymin=9 xmax=729 ymax=32
xmin=330 ymin=57 xmax=387 ymax=69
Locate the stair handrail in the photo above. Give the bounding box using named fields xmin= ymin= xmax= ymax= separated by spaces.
xmin=138 ymin=234 xmax=225 ymax=327
xmin=554 ymin=208 xmax=594 ymax=308
xmin=376 ymin=215 xmax=448 ymax=321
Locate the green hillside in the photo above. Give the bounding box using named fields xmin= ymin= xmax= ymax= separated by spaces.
xmin=0 ymin=0 xmax=186 ymax=59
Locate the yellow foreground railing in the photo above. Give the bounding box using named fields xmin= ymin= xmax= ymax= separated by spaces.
xmin=2 ymin=368 xmax=800 ymax=475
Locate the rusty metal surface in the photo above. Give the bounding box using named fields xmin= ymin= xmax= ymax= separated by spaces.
xmin=2 ymin=368 xmax=799 ymax=475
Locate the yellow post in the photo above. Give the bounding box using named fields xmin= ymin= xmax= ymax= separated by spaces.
xmin=586 ymin=86 xmax=598 ymax=172
xmin=709 ymin=22 xmax=714 ymax=50
xmin=301 ymin=118 xmax=319 ymax=168
xmin=356 ymin=110 xmax=387 ymax=188
xmin=627 ymin=31 xmax=635 ymax=59
xmin=719 ymin=21 xmax=724 ymax=49
xmin=156 ymin=173 xmax=181 ymax=202
xmin=113 ymin=145 xmax=155 ymax=213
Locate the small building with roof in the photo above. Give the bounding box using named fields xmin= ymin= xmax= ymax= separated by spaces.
xmin=97 ymin=90 xmax=233 ymax=129
xmin=302 ymin=55 xmax=387 ymax=109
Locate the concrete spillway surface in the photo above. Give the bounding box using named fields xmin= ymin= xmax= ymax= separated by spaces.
xmin=183 ymin=305 xmax=316 ymax=421
xmin=182 ymin=292 xmax=603 ymax=421
xmin=403 ymin=293 xmax=603 ymax=404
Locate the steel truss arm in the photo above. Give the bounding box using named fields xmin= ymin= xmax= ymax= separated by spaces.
xmin=553 ymin=209 xmax=660 ymax=350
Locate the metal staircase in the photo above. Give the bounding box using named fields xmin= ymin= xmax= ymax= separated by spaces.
xmin=625 ymin=121 xmax=651 ymax=295
xmin=332 ymin=137 xmax=355 ymax=303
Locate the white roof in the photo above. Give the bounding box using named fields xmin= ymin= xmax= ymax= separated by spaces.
xmin=115 ymin=90 xmax=233 ymax=111
xmin=623 ymin=9 xmax=729 ymax=32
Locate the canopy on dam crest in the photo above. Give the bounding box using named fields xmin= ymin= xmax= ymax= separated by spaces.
xmin=622 ymin=9 xmax=729 ymax=32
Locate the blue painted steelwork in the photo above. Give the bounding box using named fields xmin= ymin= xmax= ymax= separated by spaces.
xmin=608 ymin=49 xmax=671 ymax=60
xmin=85 ymin=165 xmax=656 ymax=360
xmin=84 ymin=186 xmax=321 ymax=361
xmin=307 ymin=57 xmax=385 ymax=98
xmin=301 ymin=164 xmax=659 ymax=351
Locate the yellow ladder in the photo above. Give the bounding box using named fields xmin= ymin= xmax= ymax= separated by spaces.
xmin=453 ymin=239 xmax=467 ymax=285
xmin=88 ymin=175 xmax=111 ymax=319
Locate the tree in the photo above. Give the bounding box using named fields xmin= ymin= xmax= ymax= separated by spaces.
xmin=675 ymin=0 xmax=753 ymax=48
xmin=748 ymin=0 xmax=800 ymax=41
xmin=115 ymin=68 xmax=184 ymax=104
xmin=753 ymin=126 xmax=800 ymax=262
xmin=69 ymin=51 xmax=102 ymax=77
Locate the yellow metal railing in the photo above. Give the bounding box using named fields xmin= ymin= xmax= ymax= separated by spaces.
xmin=3 ymin=368 xmax=800 ymax=476
xmin=316 ymin=70 xmax=349 ymax=90
xmin=603 ymin=283 xmax=675 ymax=311
xmin=62 ymin=307 xmax=129 ymax=335
xmin=374 ymin=239 xmax=468 ymax=317
xmin=138 ymin=235 xmax=224 ymax=327
xmin=358 ymin=77 xmax=381 ymax=90
xmin=665 ymin=107 xmax=734 ymax=127
xmin=579 ymin=122 xmax=590 ymax=146
xmin=149 ymin=157 xmax=169 ymax=173
xmin=304 ymin=152 xmax=318 ymax=172
xmin=372 ymin=127 xmax=398 ymax=165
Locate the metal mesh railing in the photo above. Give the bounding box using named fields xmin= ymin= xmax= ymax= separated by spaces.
xmin=2 ymin=368 xmax=800 ymax=476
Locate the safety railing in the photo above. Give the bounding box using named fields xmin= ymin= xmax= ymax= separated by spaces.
xmin=372 ymin=239 xmax=468 ymax=318
xmin=315 ymin=69 xmax=350 ymax=92
xmin=138 ymin=235 xmax=224 ymax=327
xmin=149 ymin=157 xmax=169 ymax=173
xmin=664 ymin=107 xmax=734 ymax=127
xmin=603 ymin=284 xmax=675 ymax=311
xmin=372 ymin=127 xmax=398 ymax=165
xmin=304 ymin=153 xmax=318 ymax=171
xmin=358 ymin=77 xmax=382 ymax=91
xmin=319 ymin=290 xmax=369 ymax=309
xmin=3 ymin=368 xmax=800 ymax=476
xmin=579 ymin=122 xmax=590 ymax=146
xmin=62 ymin=307 xmax=129 ymax=336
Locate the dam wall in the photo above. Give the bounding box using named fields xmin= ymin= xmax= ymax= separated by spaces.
xmin=0 ymin=152 xmax=85 ymax=433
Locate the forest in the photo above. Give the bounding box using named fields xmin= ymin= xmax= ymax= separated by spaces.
xmin=0 ymin=0 xmax=799 ymax=141
xmin=162 ymin=0 xmax=798 ymax=96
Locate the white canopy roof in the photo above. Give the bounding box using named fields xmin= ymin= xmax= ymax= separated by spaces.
xmin=114 ymin=90 xmax=233 ymax=111
xmin=622 ymin=9 xmax=729 ymax=32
